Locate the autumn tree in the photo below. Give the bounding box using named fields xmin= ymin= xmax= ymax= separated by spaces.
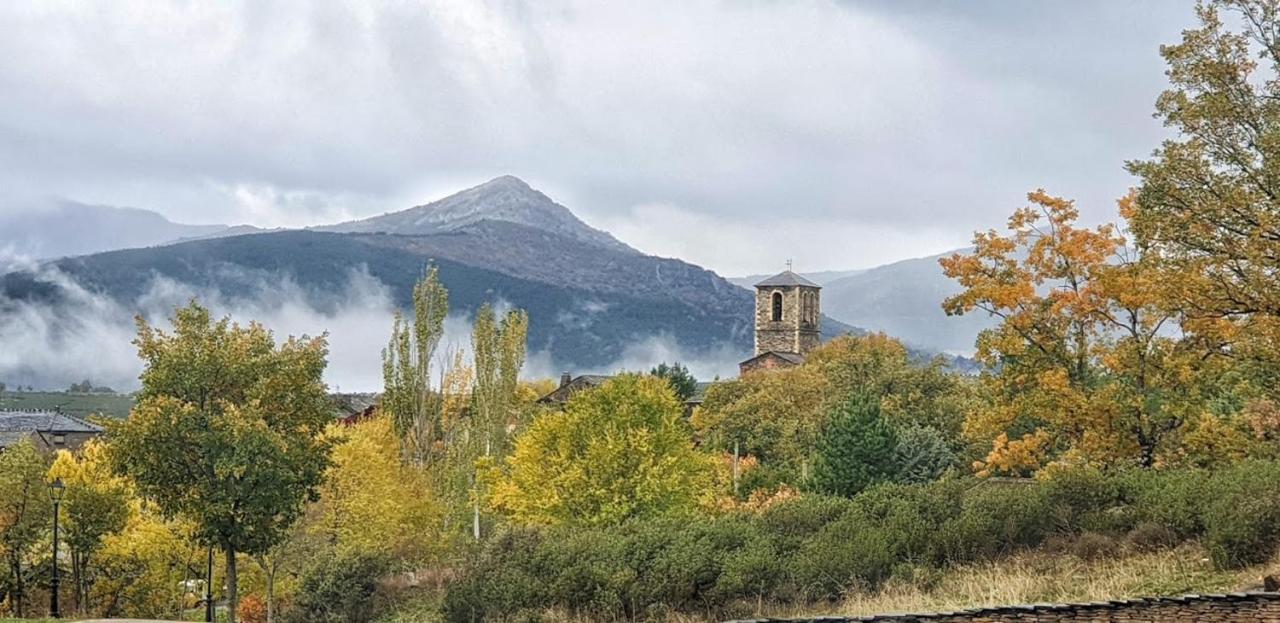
xmin=694 ymin=334 xmax=976 ymax=493
xmin=1127 ymin=0 xmax=1280 ymax=376
xmin=488 ymin=374 xmax=713 ymax=527
xmin=941 ymin=191 xmax=1209 ymax=471
xmin=692 ymin=365 xmax=829 ymax=489
xmin=812 ymin=395 xmax=899 ymax=497
xmin=312 ymin=416 xmax=442 ymax=562
xmin=469 ymin=303 xmax=528 ymax=539
xmin=108 ymin=302 xmax=333 ymax=623
xmin=382 ymin=265 xmax=453 ymax=467
xmin=0 ymin=438 xmax=50 ymax=617
xmin=48 ymin=439 xmax=130 ymax=614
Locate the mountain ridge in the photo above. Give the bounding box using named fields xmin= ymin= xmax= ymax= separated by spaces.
xmin=317 ymin=176 xmax=636 ymax=254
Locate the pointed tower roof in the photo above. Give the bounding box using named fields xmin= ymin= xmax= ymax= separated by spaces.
xmin=754 ymin=270 xmax=820 ymax=288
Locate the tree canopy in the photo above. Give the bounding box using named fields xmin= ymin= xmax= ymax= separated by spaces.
xmin=108 ymin=302 xmax=333 ymax=623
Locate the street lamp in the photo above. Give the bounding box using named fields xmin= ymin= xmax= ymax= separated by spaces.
xmin=48 ymin=478 xmax=65 ymax=619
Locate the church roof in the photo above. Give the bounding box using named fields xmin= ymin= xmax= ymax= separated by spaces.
xmin=754 ymin=270 xmax=820 ymax=288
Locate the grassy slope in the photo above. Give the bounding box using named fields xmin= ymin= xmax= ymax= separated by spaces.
xmin=0 ymin=391 xmax=134 ymax=419
xmin=375 ymin=544 xmax=1279 ymax=622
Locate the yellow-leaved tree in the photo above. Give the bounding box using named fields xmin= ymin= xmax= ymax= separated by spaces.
xmin=311 ymin=415 xmax=444 ymax=561
xmin=48 ymin=439 xmax=131 ymax=615
xmin=487 ymin=374 xmax=713 ymax=527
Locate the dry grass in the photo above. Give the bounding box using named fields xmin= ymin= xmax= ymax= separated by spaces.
xmin=821 ymin=543 xmax=1276 ymax=618
xmin=378 ymin=544 xmax=1280 ymax=622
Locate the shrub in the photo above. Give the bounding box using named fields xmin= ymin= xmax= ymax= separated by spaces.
xmin=1201 ymin=461 xmax=1280 ymax=568
xmin=1069 ymin=532 xmax=1118 ymax=561
xmin=788 ymin=511 xmax=896 ymax=600
xmin=1042 ymin=466 xmax=1127 ymax=534
xmin=935 ymin=482 xmax=1052 ymax=563
xmin=1125 ymin=522 xmax=1178 ymax=552
xmin=757 ymin=495 xmax=851 ymax=555
xmin=1122 ymin=467 xmax=1209 ymax=539
xmin=289 ymin=551 xmax=388 ymax=623
xmin=237 ymin=594 xmax=268 ymax=623
xmin=442 ymin=527 xmax=546 ymax=623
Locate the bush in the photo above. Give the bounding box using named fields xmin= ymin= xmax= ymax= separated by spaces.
xmin=1042 ymin=466 xmax=1128 ymax=534
xmin=935 ymin=482 xmax=1052 ymax=563
xmin=1069 ymin=532 xmax=1118 ymax=560
xmin=1201 ymin=461 xmax=1280 ymax=567
xmin=442 ymin=527 xmax=546 ymax=623
xmin=288 ymin=551 xmax=389 ymax=623
xmin=1125 ymin=522 xmax=1178 ymax=552
xmin=237 ymin=594 xmax=268 ymax=623
xmin=1122 ymin=467 xmax=1209 ymax=539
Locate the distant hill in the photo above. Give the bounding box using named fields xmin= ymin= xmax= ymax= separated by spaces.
xmin=318 ymin=176 xmax=636 ymax=254
xmin=819 ymin=249 xmax=998 ymax=356
xmin=729 ymin=268 xmax=867 ymax=289
xmin=1 ymin=226 xmax=858 ymax=372
xmin=0 ymin=176 xmax=867 ymax=375
xmin=0 ymin=199 xmax=235 ymax=259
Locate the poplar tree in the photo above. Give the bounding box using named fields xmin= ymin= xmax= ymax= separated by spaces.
xmin=469 ymin=302 xmax=528 ymax=539
xmin=382 ymin=266 xmax=450 ymax=467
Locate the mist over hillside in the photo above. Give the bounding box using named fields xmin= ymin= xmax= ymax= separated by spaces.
xmin=0 ymin=177 xmax=873 ymax=390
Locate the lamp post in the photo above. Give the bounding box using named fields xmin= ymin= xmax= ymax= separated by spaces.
xmin=48 ymin=478 xmax=65 ymax=619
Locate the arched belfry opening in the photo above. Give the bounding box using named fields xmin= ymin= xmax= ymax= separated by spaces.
xmin=771 ymin=291 xmax=783 ymax=321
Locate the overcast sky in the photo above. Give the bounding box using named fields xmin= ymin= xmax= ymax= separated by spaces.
xmin=0 ymin=1 xmax=1195 ymax=276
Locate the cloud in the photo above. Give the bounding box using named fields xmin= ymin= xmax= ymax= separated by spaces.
xmin=0 ymin=1 xmax=1197 ymax=274
xmin=0 ymin=259 xmax=746 ymax=392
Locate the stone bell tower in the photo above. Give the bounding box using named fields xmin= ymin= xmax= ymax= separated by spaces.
xmin=740 ymin=268 xmax=821 ymax=374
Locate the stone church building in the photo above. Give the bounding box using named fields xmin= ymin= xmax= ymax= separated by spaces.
xmin=738 ymin=270 xmax=821 ymax=375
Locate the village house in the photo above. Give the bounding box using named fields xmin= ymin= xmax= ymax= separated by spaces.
xmin=0 ymin=409 xmax=103 ymax=452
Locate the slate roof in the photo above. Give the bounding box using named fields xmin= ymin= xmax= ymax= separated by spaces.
xmin=754 ymin=270 xmax=820 ymax=288
xmin=741 ymin=351 xmax=806 ymax=366
xmin=0 ymin=410 xmax=103 ymax=434
xmin=537 ymin=375 xmax=614 ymax=404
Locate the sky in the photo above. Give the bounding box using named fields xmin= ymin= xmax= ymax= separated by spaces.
xmin=0 ymin=0 xmax=1196 ymax=277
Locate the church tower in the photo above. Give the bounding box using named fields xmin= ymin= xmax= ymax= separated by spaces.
xmin=739 ymin=269 xmax=821 ymax=374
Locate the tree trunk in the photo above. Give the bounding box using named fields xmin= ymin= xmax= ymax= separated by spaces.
xmin=265 ymin=563 xmax=276 ymax=623
xmin=9 ymin=555 xmax=23 ymax=617
xmin=225 ymin=547 xmax=238 ymax=623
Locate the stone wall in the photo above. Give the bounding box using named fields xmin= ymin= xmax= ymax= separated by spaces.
xmin=754 ymin=285 xmax=821 ymax=356
xmin=730 ymin=592 xmax=1280 ymax=623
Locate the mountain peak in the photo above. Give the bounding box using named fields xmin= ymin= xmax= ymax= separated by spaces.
xmin=477 ymin=175 xmax=534 ymax=191
xmin=319 ymin=177 xmax=636 ymax=254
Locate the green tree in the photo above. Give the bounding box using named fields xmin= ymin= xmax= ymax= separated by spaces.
xmin=650 ymin=362 xmax=698 ymax=401
xmin=381 ymin=266 xmax=450 ymax=467
xmin=0 ymin=438 xmax=50 ymax=618
xmin=488 ymin=374 xmax=713 ymax=527
xmin=893 ymin=425 xmax=958 ymax=483
xmin=48 ymin=440 xmax=131 ymax=614
xmin=812 ymin=395 xmax=899 ymax=497
xmin=108 ymin=302 xmax=333 ymax=623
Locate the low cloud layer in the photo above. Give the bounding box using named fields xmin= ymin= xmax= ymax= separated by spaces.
xmin=0 ymin=259 xmax=744 ymax=392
